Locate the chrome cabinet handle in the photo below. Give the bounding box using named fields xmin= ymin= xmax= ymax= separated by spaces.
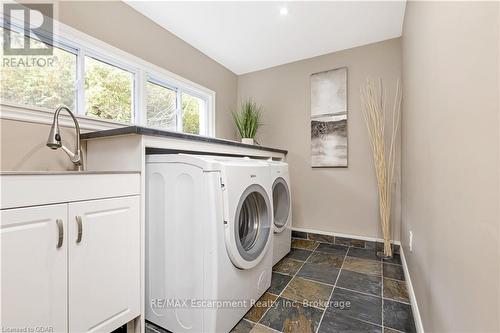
xmin=76 ymin=216 xmax=83 ymax=244
xmin=56 ymin=219 xmax=63 ymax=248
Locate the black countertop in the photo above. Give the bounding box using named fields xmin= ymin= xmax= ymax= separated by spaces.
xmin=80 ymin=126 xmax=288 ymax=155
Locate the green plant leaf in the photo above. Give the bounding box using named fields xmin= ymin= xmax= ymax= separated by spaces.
xmin=232 ymin=99 xmax=262 ymax=139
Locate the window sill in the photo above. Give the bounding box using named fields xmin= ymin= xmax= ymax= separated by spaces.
xmin=0 ymin=102 xmax=216 ymax=139
xmin=0 ymin=102 xmax=136 ymax=132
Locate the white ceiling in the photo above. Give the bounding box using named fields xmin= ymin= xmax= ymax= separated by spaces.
xmin=126 ymin=1 xmax=406 ymax=75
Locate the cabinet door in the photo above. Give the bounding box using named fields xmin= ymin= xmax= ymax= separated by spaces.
xmin=68 ymin=196 xmax=140 ymax=333
xmin=1 ymin=204 xmax=67 ymax=332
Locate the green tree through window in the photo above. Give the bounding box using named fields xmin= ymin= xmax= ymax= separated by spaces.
xmin=146 ymin=81 xmax=176 ymax=130
xmin=182 ymin=93 xmax=201 ymax=135
xmin=1 ymin=28 xmax=210 ymax=135
xmin=84 ymin=56 xmax=133 ymax=122
xmin=0 ymin=28 xmax=76 ymax=110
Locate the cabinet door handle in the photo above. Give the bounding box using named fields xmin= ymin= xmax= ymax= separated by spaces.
xmin=76 ymin=216 xmax=83 ymax=244
xmin=56 ymin=219 xmax=63 ymax=248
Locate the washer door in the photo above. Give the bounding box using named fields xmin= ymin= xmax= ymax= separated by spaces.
xmin=273 ymin=177 xmax=291 ymax=233
xmin=226 ymin=184 xmax=271 ymax=270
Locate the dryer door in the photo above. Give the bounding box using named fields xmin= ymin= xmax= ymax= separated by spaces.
xmin=273 ymin=177 xmax=291 ymax=233
xmin=225 ymin=184 xmax=271 ymax=270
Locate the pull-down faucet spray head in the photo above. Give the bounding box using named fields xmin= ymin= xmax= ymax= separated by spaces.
xmin=46 ymin=118 xmax=62 ymax=149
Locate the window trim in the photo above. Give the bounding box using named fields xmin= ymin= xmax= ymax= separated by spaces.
xmin=0 ymin=10 xmax=216 ymax=137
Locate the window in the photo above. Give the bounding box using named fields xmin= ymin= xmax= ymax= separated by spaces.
xmin=1 ymin=19 xmax=214 ymax=136
xmin=84 ymin=56 xmax=134 ymax=123
xmin=182 ymin=92 xmax=205 ymax=135
xmin=0 ymin=28 xmax=77 ymax=110
xmin=146 ymin=81 xmax=176 ymax=130
xmin=145 ymin=79 xmax=209 ymax=135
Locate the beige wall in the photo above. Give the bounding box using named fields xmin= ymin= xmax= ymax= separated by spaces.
xmin=0 ymin=119 xmax=81 ymax=171
xmin=401 ymin=1 xmax=499 ymax=331
xmin=1 ymin=0 xmax=238 ymax=171
xmin=238 ymin=38 xmax=402 ymax=240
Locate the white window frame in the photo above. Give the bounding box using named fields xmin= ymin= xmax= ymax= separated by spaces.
xmin=180 ymin=88 xmax=210 ymax=136
xmin=147 ymin=75 xmax=211 ymax=136
xmin=80 ymin=51 xmax=140 ymax=124
xmin=146 ymin=76 xmax=179 ymax=131
xmin=0 ymin=10 xmax=216 ymax=137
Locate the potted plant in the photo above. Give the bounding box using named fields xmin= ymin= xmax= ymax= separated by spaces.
xmin=232 ymin=99 xmax=262 ymax=145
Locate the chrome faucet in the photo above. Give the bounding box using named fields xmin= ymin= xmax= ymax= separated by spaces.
xmin=46 ymin=106 xmax=84 ymax=171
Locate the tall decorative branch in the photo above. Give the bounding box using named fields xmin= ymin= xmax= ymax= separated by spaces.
xmin=360 ymin=78 xmax=402 ymax=258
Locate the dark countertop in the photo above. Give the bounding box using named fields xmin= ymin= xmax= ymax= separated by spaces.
xmin=80 ymin=126 xmax=288 ymax=155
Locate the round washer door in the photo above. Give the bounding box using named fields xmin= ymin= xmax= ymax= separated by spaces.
xmin=225 ymin=184 xmax=272 ymax=270
xmin=273 ymin=177 xmax=291 ymax=233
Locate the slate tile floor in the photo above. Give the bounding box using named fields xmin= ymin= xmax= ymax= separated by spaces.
xmin=232 ymin=234 xmax=416 ymax=333
xmin=145 ymin=234 xmax=415 ymax=333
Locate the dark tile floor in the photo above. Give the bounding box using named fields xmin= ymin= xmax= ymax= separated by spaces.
xmin=145 ymin=233 xmax=416 ymax=333
xmin=232 ymin=233 xmax=416 ymax=333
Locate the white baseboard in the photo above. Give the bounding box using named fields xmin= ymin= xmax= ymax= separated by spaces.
xmin=291 ymin=226 xmax=401 ymax=245
xmin=400 ymin=246 xmax=424 ymax=333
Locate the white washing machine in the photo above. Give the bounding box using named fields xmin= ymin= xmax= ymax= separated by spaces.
xmin=146 ymin=154 xmax=273 ymax=333
xmin=267 ymin=160 xmax=292 ymax=265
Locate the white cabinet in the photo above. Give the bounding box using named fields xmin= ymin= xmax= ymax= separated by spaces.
xmin=68 ymin=197 xmax=140 ymax=332
xmin=1 ymin=204 xmax=68 ymax=332
xmin=0 ymin=173 xmax=141 ymax=333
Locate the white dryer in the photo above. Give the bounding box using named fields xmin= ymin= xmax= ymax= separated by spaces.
xmin=267 ymin=160 xmax=292 ymax=265
xmin=146 ymin=154 xmax=273 ymax=333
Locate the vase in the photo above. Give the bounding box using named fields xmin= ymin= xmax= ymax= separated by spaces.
xmin=241 ymin=138 xmax=254 ymax=145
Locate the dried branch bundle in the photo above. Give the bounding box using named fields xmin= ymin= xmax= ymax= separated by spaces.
xmin=360 ymin=78 xmax=402 ymax=257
